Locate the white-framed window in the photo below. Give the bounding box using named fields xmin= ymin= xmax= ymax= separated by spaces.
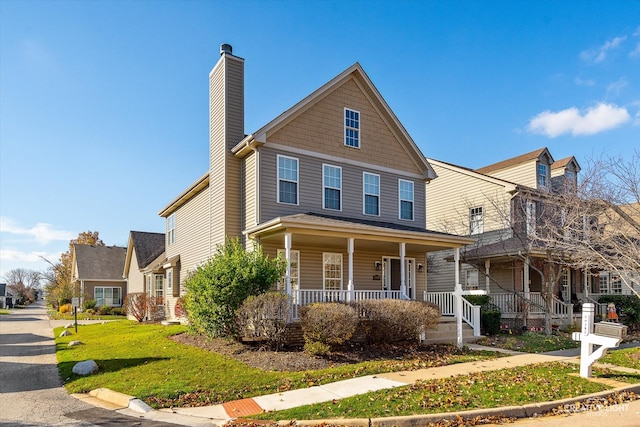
xmin=465 ymin=270 xmax=479 ymax=290
xmin=167 ymin=213 xmax=176 ymax=245
xmin=344 ymin=108 xmax=360 ymax=148
xmin=145 ymin=274 xmax=151 ymax=293
xmin=323 ymin=252 xmax=343 ymax=291
xmin=611 ymin=274 xmax=622 ymax=294
xmin=277 ymin=249 xmax=300 ymax=300
xmin=94 ymin=287 xmax=121 ymax=307
xmin=599 ymin=273 xmax=609 ymax=294
xmin=323 ymin=164 xmax=342 ymax=211
xmin=469 ymin=206 xmax=483 ymax=235
xmin=526 ymin=201 xmax=536 ymax=235
xmin=166 ymin=269 xmax=173 ymax=291
xmin=363 ymin=172 xmax=380 ymax=216
xmin=560 ymin=269 xmax=569 ymax=299
xmin=277 ymin=155 xmax=299 ymax=204
xmin=538 ymin=164 xmax=548 ymax=188
xmin=154 ymin=274 xmax=164 ymax=304
xmin=399 ymin=179 xmax=414 ymax=221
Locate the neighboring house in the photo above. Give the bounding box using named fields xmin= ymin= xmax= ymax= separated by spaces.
xmin=425 ymin=148 xmax=587 ymax=326
xmin=71 ymin=244 xmax=127 ymax=308
xmin=122 ymin=230 xmax=168 ymax=319
xmin=155 ymin=44 xmax=473 ymax=321
xmin=0 ymin=283 xmax=10 ymax=309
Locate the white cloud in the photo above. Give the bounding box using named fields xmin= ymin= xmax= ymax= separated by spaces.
xmin=630 ymin=43 xmax=640 ymax=58
xmin=0 ymin=249 xmax=52 ymax=263
xmin=574 ymin=76 xmax=595 ymax=87
xmin=580 ymin=36 xmax=627 ymax=63
xmin=0 ymin=217 xmax=74 ymax=244
xmin=606 ymin=77 xmax=629 ymax=98
xmin=527 ymin=103 xmax=631 ymax=138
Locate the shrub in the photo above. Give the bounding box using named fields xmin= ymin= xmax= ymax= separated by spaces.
xmin=82 ymin=299 xmax=97 ymax=310
xmin=59 ymin=303 xmax=73 ymax=314
xmin=236 ymin=292 xmax=290 ymax=350
xmin=85 ymin=309 xmax=95 ymax=315
xmin=301 ymin=303 xmax=359 ymax=352
xmin=124 ymin=292 xmax=158 ymax=322
xmin=174 ymin=297 xmax=187 ymax=318
xmin=465 ymin=296 xmax=502 ymax=336
xmin=303 ymin=340 xmax=331 ymax=356
xmin=356 ymin=299 xmax=441 ymax=343
xmin=111 ymin=307 xmax=126 ymax=316
xmin=598 ymin=295 xmax=640 ymax=327
xmin=184 ymin=238 xmax=286 ymax=338
xmin=97 ymin=305 xmax=113 ymax=316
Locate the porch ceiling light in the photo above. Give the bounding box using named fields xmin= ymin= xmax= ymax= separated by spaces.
xmin=375 ymin=261 xmax=382 ymax=271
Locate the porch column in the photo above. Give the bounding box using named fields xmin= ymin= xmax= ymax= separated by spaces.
xmin=484 ymin=259 xmax=490 ymax=293
xmin=524 ymin=256 xmax=530 ymax=299
xmin=284 ymin=232 xmax=292 ymax=296
xmin=584 ymin=269 xmax=589 ymax=299
xmin=454 ymin=247 xmax=460 ymax=287
xmin=400 ymin=242 xmax=406 ymax=296
xmin=347 ymin=237 xmax=354 ymax=302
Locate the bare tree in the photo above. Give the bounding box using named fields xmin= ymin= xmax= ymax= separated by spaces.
xmin=3 ymin=268 xmax=41 ymax=305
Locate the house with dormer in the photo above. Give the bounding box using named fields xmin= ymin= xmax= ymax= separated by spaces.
xmin=151 ymin=44 xmax=473 ymax=321
xmin=424 ymin=148 xmax=588 ymax=326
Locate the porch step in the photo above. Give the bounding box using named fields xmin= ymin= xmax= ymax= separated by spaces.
xmin=423 ymin=316 xmax=482 ymax=345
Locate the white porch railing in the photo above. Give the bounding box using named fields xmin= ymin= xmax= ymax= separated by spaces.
xmin=585 ymin=296 xmax=608 ymax=319
xmin=290 ymin=289 xmax=404 ymax=320
xmin=423 ymin=291 xmax=482 ymax=336
xmin=487 ymin=292 xmax=574 ymax=325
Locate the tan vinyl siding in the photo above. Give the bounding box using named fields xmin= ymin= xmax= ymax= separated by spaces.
xmin=209 ymin=53 xmax=244 ymax=250
xmin=267 ymin=78 xmax=423 ymax=175
xmin=426 ymin=163 xmax=511 ymax=235
xmin=166 ymin=185 xmax=210 ymax=293
xmin=426 ymin=249 xmax=456 ymax=293
xmin=126 ymin=248 xmax=144 ymax=294
xmin=242 ymin=150 xmax=257 ymax=238
xmin=259 ymin=146 xmax=426 ymax=227
xmin=482 ymin=160 xmax=537 ymax=188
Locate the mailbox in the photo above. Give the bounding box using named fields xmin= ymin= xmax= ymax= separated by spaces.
xmin=594 ymin=321 xmax=628 ymax=339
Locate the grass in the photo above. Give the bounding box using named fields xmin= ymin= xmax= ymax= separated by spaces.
xmin=253 ymin=362 xmax=610 ymax=421
xmin=601 ymin=346 xmax=640 ymax=370
xmin=49 ymin=310 xmax=126 ymax=321
xmin=54 ymin=321 xmax=499 ymax=408
xmin=0 ymin=309 xmax=9 ymax=315
xmin=477 ymin=331 xmax=579 ymax=353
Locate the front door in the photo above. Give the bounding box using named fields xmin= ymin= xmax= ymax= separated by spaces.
xmin=382 ymin=257 xmax=415 ymax=299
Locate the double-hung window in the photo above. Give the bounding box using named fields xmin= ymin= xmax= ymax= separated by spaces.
xmin=323 ymin=164 xmax=341 ymax=210
xmin=323 ymin=253 xmax=343 ymax=291
xmin=166 ymin=269 xmax=173 ymax=295
xmin=167 ymin=214 xmax=176 ymax=245
xmin=399 ymin=179 xmax=414 ymax=221
xmin=599 ymin=273 xmax=610 ymax=294
xmin=154 ymin=274 xmax=164 ymax=305
xmin=363 ymin=172 xmax=380 ymax=216
xmin=538 ymin=164 xmax=548 ymax=188
xmin=344 ymin=108 xmax=360 ymax=148
xmin=278 ymin=155 xmax=298 ymax=204
xmin=465 ymin=270 xmax=479 ymax=290
xmin=469 ymin=206 xmax=483 ymax=235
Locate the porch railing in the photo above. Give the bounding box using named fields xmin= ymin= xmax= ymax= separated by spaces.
xmin=290 ymin=289 xmax=404 ymax=320
xmin=490 ymin=292 xmax=574 ymax=325
xmin=422 ymin=292 xmax=482 ymax=336
xmin=585 ymin=296 xmax=608 ymax=319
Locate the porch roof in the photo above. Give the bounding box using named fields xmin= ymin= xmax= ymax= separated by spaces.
xmin=458 ymin=237 xmax=548 ymax=263
xmin=245 ymin=212 xmax=474 ymax=252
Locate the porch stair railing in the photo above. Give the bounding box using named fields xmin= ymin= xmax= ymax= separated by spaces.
xmin=290 ymin=289 xmax=404 ymax=320
xmin=422 ymin=292 xmax=482 ymax=336
xmin=585 ymin=296 xmax=608 ymax=319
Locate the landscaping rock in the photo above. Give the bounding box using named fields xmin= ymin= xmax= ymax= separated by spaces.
xmin=64 ymin=323 xmax=74 ymax=329
xmin=68 ymin=340 xmax=82 ymax=347
xmin=72 ymin=360 xmax=98 ymax=376
xmin=59 ymin=330 xmax=72 ymax=337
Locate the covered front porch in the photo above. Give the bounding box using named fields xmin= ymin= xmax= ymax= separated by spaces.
xmin=245 ymin=213 xmax=474 ymax=320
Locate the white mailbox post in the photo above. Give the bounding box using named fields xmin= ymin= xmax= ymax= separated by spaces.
xmin=572 ymin=303 xmax=625 ymax=378
xmin=453 ymin=283 xmax=487 ymax=349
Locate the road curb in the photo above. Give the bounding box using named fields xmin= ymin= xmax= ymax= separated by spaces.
xmin=89 ymin=388 xmax=153 ymax=413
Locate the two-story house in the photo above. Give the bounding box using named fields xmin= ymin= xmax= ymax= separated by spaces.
xmin=153 ymin=44 xmax=473 ymax=321
xmin=425 ymin=148 xmax=586 ymax=327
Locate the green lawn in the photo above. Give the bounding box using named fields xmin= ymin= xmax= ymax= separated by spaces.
xmin=254 ymin=362 xmax=610 ymax=421
xmin=0 ymin=309 xmax=9 ymax=315
xmin=54 ymin=321 xmax=498 ymax=408
xmin=601 ymin=346 xmax=640 ymax=370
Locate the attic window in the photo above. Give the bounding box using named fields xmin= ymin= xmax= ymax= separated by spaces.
xmin=537 ymin=164 xmax=548 ymax=188
xmin=344 ymin=108 xmax=360 ymax=148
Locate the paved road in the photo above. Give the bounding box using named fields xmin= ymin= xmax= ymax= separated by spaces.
xmin=0 ymin=300 xmax=176 ymax=426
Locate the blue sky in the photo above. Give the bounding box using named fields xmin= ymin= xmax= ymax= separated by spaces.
xmin=1 ymin=0 xmax=639 ymax=280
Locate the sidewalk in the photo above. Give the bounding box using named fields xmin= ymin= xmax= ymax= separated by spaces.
xmin=81 ymin=343 xmax=640 ymax=426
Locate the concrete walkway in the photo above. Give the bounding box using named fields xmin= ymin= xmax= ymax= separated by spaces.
xmin=101 ymin=343 xmax=640 ymax=426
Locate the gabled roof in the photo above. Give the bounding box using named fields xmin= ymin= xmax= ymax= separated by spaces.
xmin=551 ymin=156 xmax=581 ymax=172
xmin=158 ymin=172 xmax=209 ymax=217
xmin=73 ymin=244 xmax=127 ymax=281
xmin=233 ymin=63 xmax=437 ymax=180
xmin=475 ymin=147 xmax=552 ymax=175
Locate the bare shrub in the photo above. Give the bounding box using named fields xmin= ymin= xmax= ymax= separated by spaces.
xmin=236 ymin=292 xmax=291 ymax=350
xmin=356 ymin=300 xmax=441 ymax=343
xmin=124 ymin=292 xmax=158 ymax=322
xmin=300 ymin=303 xmax=358 ymax=352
